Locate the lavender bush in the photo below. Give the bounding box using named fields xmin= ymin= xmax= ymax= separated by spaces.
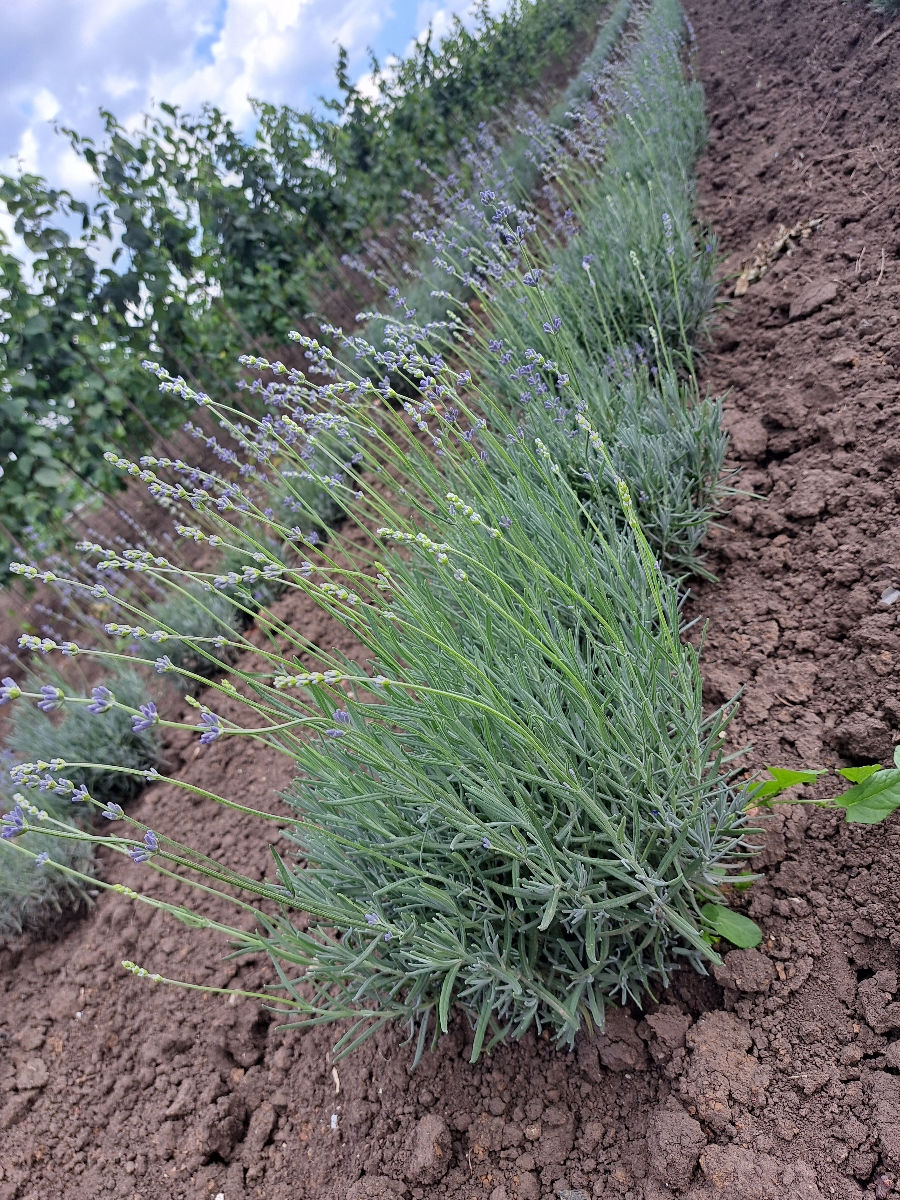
xmin=1 ymin=0 xmax=760 ymax=1058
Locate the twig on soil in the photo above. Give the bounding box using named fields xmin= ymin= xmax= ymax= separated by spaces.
xmin=873 ymin=27 xmax=899 ymax=48
xmin=816 ymin=99 xmax=837 ymax=136
xmin=876 ymin=247 xmax=887 ymax=287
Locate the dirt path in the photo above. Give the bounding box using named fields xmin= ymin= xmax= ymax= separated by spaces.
xmin=2 ymin=2 xmax=900 ymax=1198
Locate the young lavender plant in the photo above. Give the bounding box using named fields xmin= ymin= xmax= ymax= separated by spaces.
xmin=0 ymin=763 xmax=95 ymax=942
xmin=5 ymin=659 xmax=162 ymax=807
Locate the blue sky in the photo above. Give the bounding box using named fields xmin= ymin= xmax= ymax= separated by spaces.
xmin=1 ymin=0 xmax=506 ymax=253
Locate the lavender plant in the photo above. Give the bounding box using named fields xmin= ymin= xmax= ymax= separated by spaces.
xmin=348 ymin=0 xmax=724 ymax=577
xmin=338 ymin=0 xmax=632 ymax=365
xmin=0 ymin=766 xmax=95 ymax=942
xmin=4 ymin=660 xmax=162 ymax=807
xmin=1 ymin=0 xmax=759 ymax=1059
xmin=1 ymin=335 xmax=753 ymax=1057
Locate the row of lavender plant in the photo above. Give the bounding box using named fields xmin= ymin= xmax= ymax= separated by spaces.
xmin=0 ymin=0 xmax=638 ymax=940
xmin=343 ymin=0 xmax=634 ymax=339
xmin=0 ymin=0 xmax=760 ymax=1058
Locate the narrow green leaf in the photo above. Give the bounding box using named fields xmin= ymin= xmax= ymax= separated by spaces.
xmin=470 ymin=994 xmax=493 ymax=1063
xmin=537 ymin=885 xmax=561 ymax=932
xmin=700 ymin=903 xmax=762 ymax=949
xmin=270 ymin=847 xmax=296 ymax=897
xmin=438 ymin=963 xmax=461 ymax=1033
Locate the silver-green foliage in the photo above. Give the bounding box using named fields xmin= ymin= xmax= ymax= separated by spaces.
xmin=0 ymin=771 xmax=95 ymax=942
xmin=0 ymin=661 xmax=161 ymax=940
xmin=147 ymin=583 xmax=240 ymax=688
xmin=1 ymin=0 xmax=754 ymax=1058
xmin=265 ymin=406 xmax=749 ymax=1060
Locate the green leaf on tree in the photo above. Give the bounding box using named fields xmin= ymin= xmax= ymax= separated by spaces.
xmin=33 ymin=466 xmax=63 ymax=488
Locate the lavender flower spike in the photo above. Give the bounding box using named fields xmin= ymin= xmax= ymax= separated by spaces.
xmin=1 ymin=804 xmax=26 ymax=840
xmin=0 ymin=677 xmax=20 ymax=705
xmin=198 ymin=710 xmax=222 ymax=745
xmin=129 ymin=830 xmax=158 ymax=863
xmin=87 ymin=685 xmax=114 ymax=715
xmin=131 ymin=702 xmax=158 ymax=734
xmin=37 ymin=685 xmax=64 ymax=713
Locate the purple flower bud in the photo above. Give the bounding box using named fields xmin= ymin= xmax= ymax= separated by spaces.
xmin=198 ymin=710 xmax=221 ymax=745
xmin=333 ymin=709 xmax=351 ymax=724
xmin=1 ymin=804 xmax=25 ymax=840
xmin=365 ymin=913 xmax=378 ymax=926
xmin=101 ymin=802 xmax=124 ymax=821
xmin=0 ymin=677 xmax=20 ymax=705
xmin=482 ymin=837 xmax=491 ymax=849
xmin=37 ymin=684 xmax=64 ymax=713
xmin=131 ymin=702 xmax=158 ymax=734
xmin=87 ymin=685 xmax=113 ymax=715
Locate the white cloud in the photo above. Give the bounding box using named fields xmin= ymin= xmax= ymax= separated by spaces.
xmin=55 ymin=147 xmax=98 ymax=192
xmin=154 ymin=0 xmax=394 ymax=128
xmin=13 ymin=128 xmax=40 ymax=175
xmin=32 ymin=88 xmax=61 ymax=124
xmin=1 ymin=0 xmax=515 ymax=239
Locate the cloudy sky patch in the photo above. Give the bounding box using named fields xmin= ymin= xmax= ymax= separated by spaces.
xmin=2 ymin=0 xmax=506 ymax=200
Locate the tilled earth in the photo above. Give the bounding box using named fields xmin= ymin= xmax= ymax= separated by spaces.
xmin=2 ymin=1 xmax=900 ymax=1197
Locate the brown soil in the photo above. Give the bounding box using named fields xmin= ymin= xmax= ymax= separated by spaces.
xmin=2 ymin=1 xmax=900 ymax=1197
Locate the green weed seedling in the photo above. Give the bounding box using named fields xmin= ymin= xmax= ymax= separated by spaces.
xmin=754 ymin=747 xmax=900 ymax=825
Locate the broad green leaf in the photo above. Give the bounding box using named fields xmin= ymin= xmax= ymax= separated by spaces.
xmin=700 ymin=903 xmax=762 ymax=949
xmin=836 ymin=764 xmax=883 ymax=783
xmin=752 ymin=765 xmax=827 ymax=799
xmin=33 ymin=466 xmax=63 ymax=488
xmin=834 ymin=768 xmax=900 ymax=824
